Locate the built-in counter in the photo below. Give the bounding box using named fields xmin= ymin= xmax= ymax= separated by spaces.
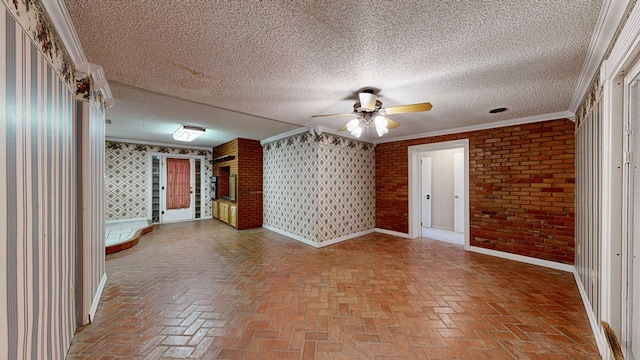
xmin=212 ymin=198 xmax=237 ymax=228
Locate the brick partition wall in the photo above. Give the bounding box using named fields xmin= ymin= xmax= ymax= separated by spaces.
xmin=213 ymin=139 xmax=238 ymax=199
xmin=237 ymin=138 xmax=263 ymax=229
xmin=376 ymin=119 xmax=575 ymax=264
xmin=213 ymin=138 xmax=263 ymax=230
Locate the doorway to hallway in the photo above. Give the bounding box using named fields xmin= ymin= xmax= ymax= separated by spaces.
xmin=408 ymin=139 xmax=470 ymax=249
xmin=420 ymin=147 xmax=465 ymax=242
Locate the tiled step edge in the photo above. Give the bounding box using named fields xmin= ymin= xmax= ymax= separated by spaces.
xmin=105 ymin=224 xmax=153 ymax=255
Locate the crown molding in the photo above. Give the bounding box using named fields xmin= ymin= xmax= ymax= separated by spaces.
xmin=602 ymin=2 xmax=640 ymax=79
xmin=312 ymin=125 xmax=376 ymax=143
xmin=569 ymin=0 xmax=631 ymax=112
xmin=260 ymin=127 xmax=309 ymax=145
xmin=42 ymin=0 xmax=114 ymax=107
xmin=77 ymin=63 xmax=114 ymax=108
xmin=263 ymin=110 xmax=573 ymax=147
xmin=105 ymin=137 xmax=213 ymax=151
xmin=41 ymin=0 xmax=87 ymax=66
xmin=374 ymin=110 xmax=574 ymax=145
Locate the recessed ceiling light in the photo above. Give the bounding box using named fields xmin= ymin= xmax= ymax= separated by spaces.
xmin=489 ymin=107 xmax=508 ymax=114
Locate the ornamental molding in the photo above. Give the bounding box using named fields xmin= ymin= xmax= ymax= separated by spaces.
xmin=263 ymin=131 xmax=374 ymax=153
xmin=3 ymin=0 xmax=74 ymax=88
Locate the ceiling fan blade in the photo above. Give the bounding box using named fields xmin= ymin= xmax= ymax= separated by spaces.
xmin=311 ymin=112 xmax=353 ymax=118
xmin=384 ymin=117 xmax=401 ymax=129
xmin=383 ymin=102 xmax=432 ymax=115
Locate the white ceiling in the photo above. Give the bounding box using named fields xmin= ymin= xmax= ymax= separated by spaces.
xmin=64 ymin=0 xmax=605 ymax=148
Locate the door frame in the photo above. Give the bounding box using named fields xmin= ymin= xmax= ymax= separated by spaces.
xmin=622 ymin=54 xmax=640 ymax=360
xmin=148 ymin=152 xmax=206 ymax=223
xmin=162 ymin=156 xmax=196 ymax=222
xmin=408 ymin=139 xmax=470 ymax=249
xmin=420 ymin=156 xmax=432 ymax=228
xmin=453 ymin=151 xmax=465 ymax=233
xmin=600 ymin=6 xmax=640 ymax=356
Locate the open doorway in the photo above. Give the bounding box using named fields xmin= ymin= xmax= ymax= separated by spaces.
xmin=420 ymin=148 xmax=465 ymax=245
xmin=408 ymin=139 xmax=470 ymax=249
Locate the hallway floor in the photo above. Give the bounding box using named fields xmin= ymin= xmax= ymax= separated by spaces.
xmin=67 ymin=220 xmax=599 ymax=359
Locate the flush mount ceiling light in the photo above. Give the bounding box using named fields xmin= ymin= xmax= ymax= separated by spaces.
xmin=173 ymin=125 xmax=205 ymax=142
xmin=312 ymin=89 xmax=432 ymax=138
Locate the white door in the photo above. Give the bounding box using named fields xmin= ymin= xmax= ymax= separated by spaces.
xmin=625 ymin=69 xmax=640 ymax=360
xmin=421 ymin=157 xmax=432 ymax=228
xmin=162 ymin=157 xmax=195 ymax=222
xmin=453 ymin=152 xmax=464 ymax=233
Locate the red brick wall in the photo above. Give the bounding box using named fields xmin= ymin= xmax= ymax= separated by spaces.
xmin=376 ymin=119 xmax=575 ymax=264
xmin=237 ymin=138 xmax=263 ymax=230
xmin=212 ymin=138 xmax=263 ymax=230
xmin=213 ymin=139 xmax=238 ymax=200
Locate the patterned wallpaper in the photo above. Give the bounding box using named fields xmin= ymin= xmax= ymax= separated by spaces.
xmin=263 ymin=135 xmax=319 ymax=241
xmin=105 ymin=141 xmax=213 ymax=221
xmin=263 ymin=132 xmax=375 ymax=244
xmin=1 ymin=4 xmax=76 ymax=359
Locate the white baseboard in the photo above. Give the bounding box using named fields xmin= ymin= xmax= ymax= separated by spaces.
xmin=571 ymin=270 xmax=609 ymax=359
xmin=89 ymin=272 xmax=107 ymax=323
xmin=374 ymin=228 xmax=411 ymax=238
xmin=262 ymin=225 xmax=318 ymax=247
xmin=263 ymin=225 xmax=376 ymax=248
xmin=316 ymin=229 xmax=375 ymax=248
xmin=468 ymin=246 xmax=575 ymax=272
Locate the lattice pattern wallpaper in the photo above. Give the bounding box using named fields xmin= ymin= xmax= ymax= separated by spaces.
xmin=263 ymin=135 xmax=319 ymax=241
xmin=263 ymin=132 xmax=375 ymax=244
xmin=105 ymin=141 xmax=212 ymax=221
xmin=317 ymin=141 xmax=375 ymax=243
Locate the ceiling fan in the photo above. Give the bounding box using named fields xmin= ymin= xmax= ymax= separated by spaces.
xmin=311 ymin=89 xmax=432 ymax=138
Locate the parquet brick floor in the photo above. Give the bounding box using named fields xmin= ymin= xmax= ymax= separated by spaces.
xmin=67 ymin=220 xmax=600 ymax=359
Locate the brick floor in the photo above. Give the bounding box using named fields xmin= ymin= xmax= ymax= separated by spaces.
xmin=67 ymin=220 xmax=600 ymax=359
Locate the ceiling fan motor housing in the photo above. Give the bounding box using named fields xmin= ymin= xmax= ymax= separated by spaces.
xmin=353 ymin=100 xmax=382 ymax=114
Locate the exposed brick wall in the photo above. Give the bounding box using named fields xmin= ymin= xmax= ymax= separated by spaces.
xmin=212 ymin=138 xmax=263 ymax=230
xmin=376 ymin=119 xmax=575 ymax=264
xmin=237 ymin=138 xmax=263 ymax=230
xmin=213 ymin=139 xmax=238 ymax=199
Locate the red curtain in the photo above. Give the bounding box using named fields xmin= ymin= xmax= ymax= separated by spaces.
xmin=166 ymin=158 xmax=190 ymax=209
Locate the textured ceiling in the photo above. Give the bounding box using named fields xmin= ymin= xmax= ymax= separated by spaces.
xmin=65 ymin=0 xmax=604 ymax=147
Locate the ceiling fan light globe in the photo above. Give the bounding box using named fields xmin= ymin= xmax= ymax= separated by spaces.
xmin=346 ymin=118 xmax=360 ymax=132
xmin=374 ymin=115 xmax=388 ymax=130
xmin=376 ymin=127 xmax=388 ymax=137
xmin=352 ymin=126 xmax=363 ymax=138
